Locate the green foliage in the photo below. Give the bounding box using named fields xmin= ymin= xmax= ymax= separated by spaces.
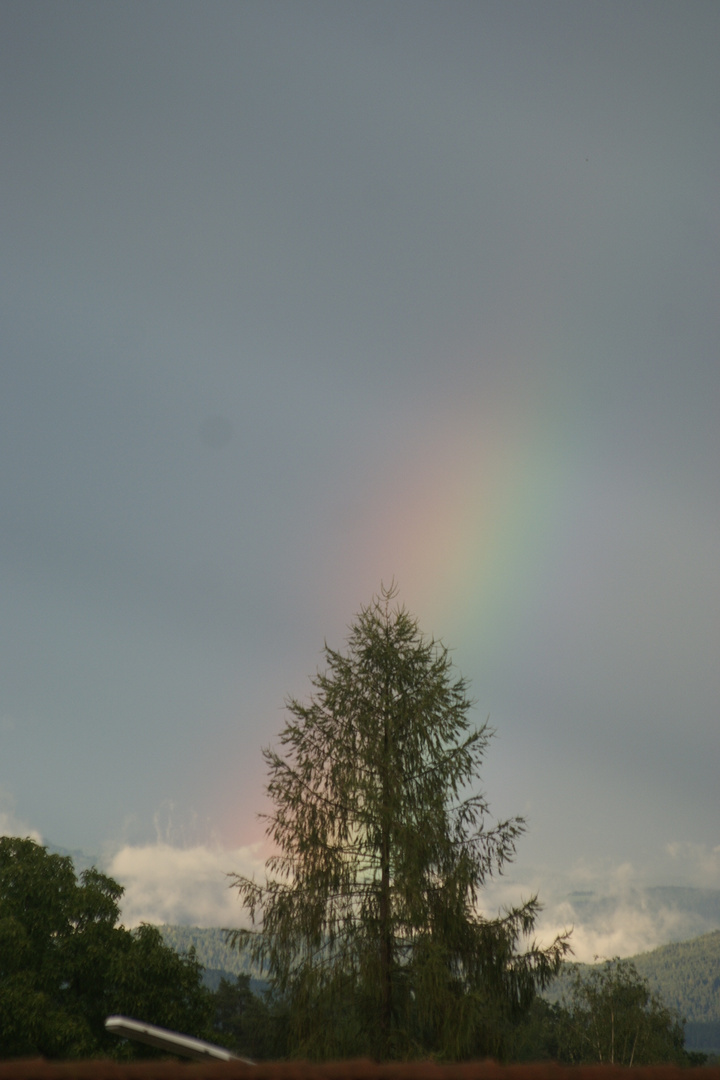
xmin=211 ymin=974 xmax=288 ymax=1060
xmin=0 ymin=837 xmax=214 ymax=1060
xmin=229 ymin=586 xmax=570 ymax=1060
xmin=552 ymin=958 xmax=688 ymax=1066
xmin=505 ymin=998 xmax=565 ymax=1062
xmin=107 ymin=924 xmax=214 ymax=1052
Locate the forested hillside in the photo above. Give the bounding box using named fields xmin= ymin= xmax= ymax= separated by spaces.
xmin=158 ymin=925 xmax=253 ymax=978
xmin=544 ymin=929 xmax=720 ymax=1023
xmin=633 ymin=929 xmax=720 ymax=1022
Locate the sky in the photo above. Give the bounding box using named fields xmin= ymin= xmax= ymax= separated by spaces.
xmin=1 ymin=1 xmax=719 ymax=961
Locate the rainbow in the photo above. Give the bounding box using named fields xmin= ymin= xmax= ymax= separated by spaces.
xmin=337 ymin=370 xmax=580 ymax=671
xmin=221 ymin=365 xmax=583 ymax=846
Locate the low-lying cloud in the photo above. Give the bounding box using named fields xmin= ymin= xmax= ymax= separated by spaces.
xmin=533 ymin=892 xmax=715 ymax=963
xmin=478 ymin=848 xmax=720 ymax=963
xmin=106 ymin=839 xmax=720 ymax=961
xmin=109 ymin=841 xmax=265 ymax=928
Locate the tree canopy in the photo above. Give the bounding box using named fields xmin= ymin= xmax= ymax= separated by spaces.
xmin=230 ymin=586 xmax=571 ymax=1060
xmin=552 ymin=957 xmax=691 ymax=1066
xmin=212 ymin=973 xmax=288 ymax=1061
xmin=0 ymin=836 xmax=214 ymax=1060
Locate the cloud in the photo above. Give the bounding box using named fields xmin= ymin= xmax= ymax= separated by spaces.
xmin=0 ymin=788 xmax=42 ymax=844
xmin=477 ymin=852 xmax=720 ymax=964
xmin=108 ymin=841 xmax=265 ymax=928
xmin=105 ymin=837 xmax=720 ymax=959
xmin=533 ymin=894 xmax=710 ymax=964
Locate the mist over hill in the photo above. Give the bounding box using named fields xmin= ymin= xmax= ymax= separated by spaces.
xmin=42 ymin=840 xmax=720 ymax=946
xmin=562 ymin=885 xmax=720 ymax=946
xmin=543 ymin=929 xmax=720 ymax=1023
xmin=541 ymin=928 xmax=720 ymax=1055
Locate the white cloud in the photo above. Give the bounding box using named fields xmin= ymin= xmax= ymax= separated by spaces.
xmin=533 ymin=895 xmax=706 ymax=964
xmin=476 ymin=851 xmax=720 ymax=964
xmin=108 ymin=841 xmax=265 ymax=928
xmin=99 ymin=837 xmax=720 ymax=960
xmin=0 ymin=787 xmax=42 ymax=844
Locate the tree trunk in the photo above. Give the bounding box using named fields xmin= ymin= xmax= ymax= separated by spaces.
xmin=378 ymin=674 xmax=392 ymax=1059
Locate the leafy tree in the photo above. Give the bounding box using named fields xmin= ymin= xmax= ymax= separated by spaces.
xmin=0 ymin=836 xmax=214 ymax=1060
xmin=505 ymin=997 xmax=565 ymax=1062
xmin=211 ymin=974 xmax=288 ymax=1060
xmin=230 ymin=586 xmax=571 ymax=1060
xmin=106 ymin=923 xmax=214 ymax=1052
xmin=554 ymin=957 xmax=689 ymax=1065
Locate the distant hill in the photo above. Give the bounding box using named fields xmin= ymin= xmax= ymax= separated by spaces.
xmin=156 ymin=925 xmax=268 ymax=995
xmin=157 ymin=924 xmax=256 ymax=978
xmin=545 ymin=927 xmax=720 ymax=1024
xmin=632 ymin=928 xmax=720 ymax=1023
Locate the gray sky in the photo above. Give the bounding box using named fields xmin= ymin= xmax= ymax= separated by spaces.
xmin=1 ymin=1 xmax=719 ymax=947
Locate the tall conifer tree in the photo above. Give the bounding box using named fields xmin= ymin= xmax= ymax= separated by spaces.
xmin=230 ymin=586 xmax=570 ymax=1059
